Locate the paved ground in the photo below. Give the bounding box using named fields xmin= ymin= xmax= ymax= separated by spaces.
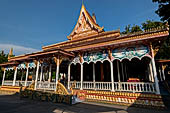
xmin=0 ymin=94 xmax=170 ymax=113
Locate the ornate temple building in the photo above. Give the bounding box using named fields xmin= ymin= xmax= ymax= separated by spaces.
xmin=0 ymin=4 xmax=169 ymax=107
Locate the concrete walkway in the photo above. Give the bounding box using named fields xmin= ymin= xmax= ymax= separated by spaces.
xmin=0 ymin=94 xmax=169 ymax=113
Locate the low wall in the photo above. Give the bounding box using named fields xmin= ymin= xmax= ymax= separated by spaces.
xmin=72 ymin=89 xmax=165 ymax=109
xmin=20 ymin=89 xmax=73 ymax=105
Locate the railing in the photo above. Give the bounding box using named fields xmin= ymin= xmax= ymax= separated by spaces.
xmin=26 ymin=81 xmax=32 ymax=86
xmin=95 ymin=82 xmax=112 ymax=90
xmin=37 ymin=82 xmax=56 ymax=90
xmin=3 ymin=80 xmax=13 ymax=86
xmin=69 ymin=81 xmax=81 ymax=89
xmin=114 ymin=82 xmax=156 ymax=93
xmin=83 ymin=82 xmax=94 ymax=89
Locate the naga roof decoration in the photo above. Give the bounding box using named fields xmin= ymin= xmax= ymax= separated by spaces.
xmin=67 ymin=4 xmax=104 ymax=40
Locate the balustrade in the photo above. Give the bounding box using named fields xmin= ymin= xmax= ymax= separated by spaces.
xmin=3 ymin=80 xmax=13 ymax=86
xmin=114 ymin=82 xmax=156 ymax=93
xmin=69 ymin=81 xmax=156 ymax=93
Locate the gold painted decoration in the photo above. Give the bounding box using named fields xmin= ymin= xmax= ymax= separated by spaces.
xmin=55 ymin=81 xmax=69 ymax=95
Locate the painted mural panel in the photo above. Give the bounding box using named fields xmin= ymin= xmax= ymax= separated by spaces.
xmin=112 ymin=45 xmax=150 ymax=60
xmin=83 ymin=50 xmax=108 ymax=63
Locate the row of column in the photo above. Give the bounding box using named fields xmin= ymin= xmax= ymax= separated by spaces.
xmin=2 ymin=59 xmax=59 ymax=91
xmin=67 ymin=58 xmax=160 ymax=94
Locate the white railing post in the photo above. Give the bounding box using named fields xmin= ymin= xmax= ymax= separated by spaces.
xmin=34 ymin=61 xmax=40 ymax=90
xmin=93 ymin=63 xmax=96 ymax=90
xmin=2 ymin=69 xmax=6 ymax=86
xmin=13 ymin=67 xmax=18 ymax=86
xmin=24 ymin=66 xmax=29 ymax=86
xmin=68 ymin=64 xmax=71 ymax=89
xmin=110 ymin=61 xmax=114 ymax=92
xmin=80 ymin=64 xmax=83 ymax=90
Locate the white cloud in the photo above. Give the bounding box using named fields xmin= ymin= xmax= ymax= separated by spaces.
xmin=0 ymin=43 xmax=40 ymax=56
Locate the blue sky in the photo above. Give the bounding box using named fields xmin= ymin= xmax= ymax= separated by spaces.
xmin=0 ymin=0 xmax=160 ymax=55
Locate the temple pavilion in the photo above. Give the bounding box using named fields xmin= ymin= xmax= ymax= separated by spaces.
xmin=0 ymin=4 xmax=169 ymax=96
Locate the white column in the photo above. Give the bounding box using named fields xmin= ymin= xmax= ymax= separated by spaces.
xmin=110 ymin=61 xmax=114 ymax=92
xmin=40 ymin=66 xmax=43 ymax=83
xmin=80 ymin=64 xmax=83 ymax=90
xmin=34 ymin=61 xmax=40 ymax=90
xmin=149 ymin=62 xmax=154 ymax=82
xmin=159 ymin=67 xmax=163 ymax=82
xmin=13 ymin=67 xmax=18 ymax=86
xmin=55 ymin=58 xmax=60 ymax=91
xmin=93 ymin=63 xmax=96 ymax=89
xmin=161 ymin=65 xmax=166 ymax=81
xmin=151 ymin=58 xmax=160 ymax=94
xmin=24 ymin=66 xmax=29 ymax=86
xmin=68 ymin=64 xmax=71 ymax=89
xmin=2 ymin=69 xmax=6 ymax=86
xmin=48 ymin=64 xmax=52 ymax=83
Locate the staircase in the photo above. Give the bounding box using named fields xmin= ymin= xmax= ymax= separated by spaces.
xmin=0 ymin=86 xmax=23 ymax=95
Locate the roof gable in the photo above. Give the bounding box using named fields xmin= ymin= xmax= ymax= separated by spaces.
xmin=67 ymin=4 xmax=104 ymax=40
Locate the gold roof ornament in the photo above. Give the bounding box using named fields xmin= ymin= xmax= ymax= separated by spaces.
xmin=67 ymin=4 xmax=104 ymax=40
xmin=8 ymin=48 xmax=13 ymax=59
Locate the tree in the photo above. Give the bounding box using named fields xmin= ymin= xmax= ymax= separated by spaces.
xmin=0 ymin=51 xmax=8 ymax=84
xmin=121 ymin=24 xmax=142 ymax=34
xmin=142 ymin=20 xmax=166 ymax=30
xmin=153 ymin=0 xmax=170 ymax=60
xmin=130 ymin=25 xmax=142 ymax=33
xmin=121 ymin=24 xmax=131 ymax=34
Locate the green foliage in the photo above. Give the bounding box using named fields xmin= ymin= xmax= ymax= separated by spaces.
xmin=153 ymin=0 xmax=170 ymax=60
xmin=121 ymin=24 xmax=142 ymax=34
xmin=152 ymin=0 xmax=170 ymax=23
xmin=130 ymin=24 xmax=142 ymax=33
xmin=121 ymin=20 xmax=167 ymax=34
xmin=155 ymin=39 xmax=170 ymax=59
